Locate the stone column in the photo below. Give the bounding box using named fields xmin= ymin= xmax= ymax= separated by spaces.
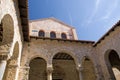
xmin=47 ymin=66 xmax=53 ymax=80
xmin=95 ymin=64 xmax=105 ymax=80
xmin=77 ymin=66 xmax=83 ymax=80
xmin=0 ymin=53 xmax=8 ymax=80
xmin=18 ymin=66 xmax=30 ymax=80
xmin=0 ymin=60 xmax=7 ymax=80
xmin=2 ymin=63 xmax=18 ymax=80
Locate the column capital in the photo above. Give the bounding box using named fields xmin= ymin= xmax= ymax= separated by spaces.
xmin=47 ymin=65 xmax=53 ymax=73
xmin=20 ymin=66 xmax=30 ymax=70
xmin=47 ymin=65 xmax=53 ymax=80
xmin=0 ymin=54 xmax=8 ymax=60
xmin=77 ymin=65 xmax=84 ymax=72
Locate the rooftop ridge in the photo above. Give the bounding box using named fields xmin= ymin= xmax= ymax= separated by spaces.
xmin=29 ymin=17 xmax=75 ymax=29
xmin=93 ymin=20 xmax=120 ymax=47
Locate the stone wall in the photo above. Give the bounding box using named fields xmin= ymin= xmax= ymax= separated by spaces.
xmin=19 ymin=38 xmax=99 ymax=80
xmin=0 ymin=0 xmax=23 ymax=80
xmin=95 ymin=26 xmax=120 ymax=80
xmin=1 ymin=0 xmax=120 ymax=80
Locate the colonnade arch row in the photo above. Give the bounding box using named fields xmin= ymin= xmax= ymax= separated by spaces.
xmin=2 ymin=42 xmax=19 ymax=80
xmin=81 ymin=56 xmax=97 ymax=80
xmin=104 ymin=49 xmax=120 ymax=80
xmin=0 ymin=14 xmax=14 ymax=45
xmin=52 ymin=52 xmax=79 ymax=80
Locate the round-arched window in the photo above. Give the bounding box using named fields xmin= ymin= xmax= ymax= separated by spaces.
xmin=39 ymin=30 xmax=45 ymax=37
xmin=61 ymin=33 xmax=67 ymax=39
xmin=50 ymin=31 xmax=56 ymax=38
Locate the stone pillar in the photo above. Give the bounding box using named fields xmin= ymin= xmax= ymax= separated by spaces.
xmin=47 ymin=66 xmax=53 ymax=80
xmin=2 ymin=53 xmax=20 ymax=80
xmin=2 ymin=64 xmax=18 ymax=80
xmin=18 ymin=66 xmax=30 ymax=80
xmin=77 ymin=65 xmax=83 ymax=80
xmin=46 ymin=32 xmax=50 ymax=38
xmin=79 ymin=67 xmax=83 ymax=80
xmin=0 ymin=53 xmax=8 ymax=80
xmin=95 ymin=65 xmax=105 ymax=80
xmin=0 ymin=60 xmax=7 ymax=80
xmin=71 ymin=28 xmax=78 ymax=40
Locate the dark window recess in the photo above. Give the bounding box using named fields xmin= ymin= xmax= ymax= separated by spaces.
xmin=50 ymin=31 xmax=56 ymax=38
xmin=39 ymin=30 xmax=45 ymax=37
xmin=61 ymin=33 xmax=67 ymax=39
xmin=32 ymin=30 xmax=38 ymax=32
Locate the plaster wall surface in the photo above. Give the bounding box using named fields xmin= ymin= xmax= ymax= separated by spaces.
xmin=29 ymin=19 xmax=78 ymax=40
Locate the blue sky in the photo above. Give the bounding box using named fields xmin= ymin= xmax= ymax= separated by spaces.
xmin=29 ymin=0 xmax=120 ymax=41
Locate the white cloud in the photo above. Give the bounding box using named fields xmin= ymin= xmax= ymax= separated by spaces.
xmin=68 ymin=12 xmax=73 ymax=26
xmin=86 ymin=0 xmax=101 ymax=24
xmin=101 ymin=0 xmax=119 ymax=20
xmin=95 ymin=0 xmax=100 ymax=9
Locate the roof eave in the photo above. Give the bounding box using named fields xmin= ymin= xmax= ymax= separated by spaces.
xmin=93 ymin=20 xmax=120 ymax=47
xmin=18 ymin=0 xmax=30 ymax=41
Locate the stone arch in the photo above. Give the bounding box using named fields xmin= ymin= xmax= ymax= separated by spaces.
xmin=29 ymin=57 xmax=47 ymax=80
xmin=28 ymin=55 xmax=47 ymax=66
xmin=104 ymin=49 xmax=120 ymax=80
xmin=81 ymin=56 xmax=96 ymax=80
xmin=52 ymin=65 xmax=65 ymax=79
xmin=52 ymin=52 xmax=79 ymax=80
xmin=52 ymin=50 xmax=79 ymax=67
xmin=38 ymin=30 xmax=45 ymax=37
xmin=3 ymin=42 xmax=19 ymax=80
xmin=50 ymin=31 xmax=56 ymax=38
xmin=0 ymin=14 xmax=14 ymax=45
xmin=61 ymin=32 xmax=67 ymax=39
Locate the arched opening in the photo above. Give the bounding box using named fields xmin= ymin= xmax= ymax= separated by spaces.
xmin=82 ymin=57 xmax=96 ymax=80
xmin=105 ymin=50 xmax=120 ymax=80
xmin=39 ymin=30 xmax=45 ymax=37
xmin=50 ymin=31 xmax=56 ymax=38
xmin=29 ymin=57 xmax=47 ymax=80
xmin=52 ymin=53 xmax=79 ymax=80
xmin=52 ymin=65 xmax=65 ymax=80
xmin=3 ymin=42 xmax=19 ymax=80
xmin=0 ymin=14 xmax=14 ymax=45
xmin=61 ymin=33 xmax=67 ymax=39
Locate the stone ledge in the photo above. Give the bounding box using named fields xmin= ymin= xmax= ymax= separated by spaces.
xmin=30 ymin=36 xmax=95 ymax=44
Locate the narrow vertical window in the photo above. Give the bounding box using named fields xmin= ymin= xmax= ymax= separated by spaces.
xmin=39 ymin=30 xmax=45 ymax=37
xmin=0 ymin=22 xmax=3 ymax=42
xmin=50 ymin=31 xmax=56 ymax=38
xmin=61 ymin=33 xmax=67 ymax=39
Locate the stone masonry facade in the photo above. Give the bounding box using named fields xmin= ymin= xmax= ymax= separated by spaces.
xmin=0 ymin=0 xmax=120 ymax=80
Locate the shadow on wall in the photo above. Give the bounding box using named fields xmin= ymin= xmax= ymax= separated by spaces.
xmin=105 ymin=50 xmax=120 ymax=80
xmin=0 ymin=14 xmax=14 ymax=45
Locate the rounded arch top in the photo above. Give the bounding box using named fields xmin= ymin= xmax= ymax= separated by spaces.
xmin=38 ymin=30 xmax=45 ymax=37
xmin=50 ymin=31 xmax=56 ymax=38
xmin=52 ymin=50 xmax=79 ymax=67
xmin=61 ymin=32 xmax=67 ymax=39
xmin=12 ymin=41 xmax=19 ymax=57
xmin=0 ymin=14 xmax=14 ymax=45
xmin=104 ymin=49 xmax=119 ymax=59
xmin=104 ymin=49 xmax=120 ymax=68
xmin=80 ymin=56 xmax=93 ymax=64
xmin=28 ymin=55 xmax=47 ymax=66
xmin=104 ymin=49 xmax=120 ymax=79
